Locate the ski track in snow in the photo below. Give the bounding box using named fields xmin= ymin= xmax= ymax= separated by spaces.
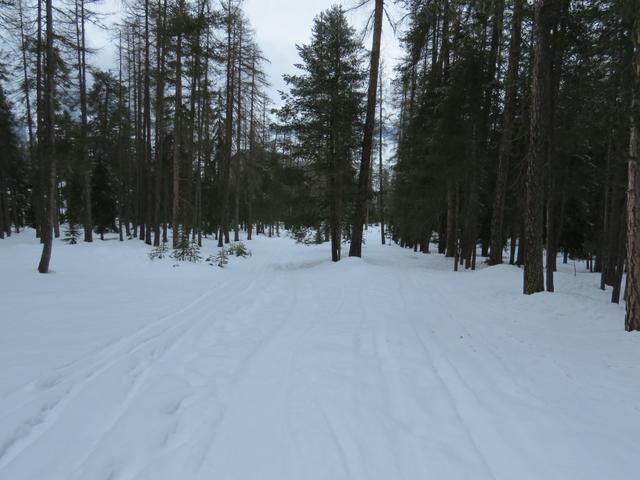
xmin=0 ymin=285 xmax=226 ymax=471
xmin=1 ymin=228 xmax=640 ymax=480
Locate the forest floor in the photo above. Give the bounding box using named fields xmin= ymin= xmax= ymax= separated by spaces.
xmin=0 ymin=227 xmax=639 ymax=480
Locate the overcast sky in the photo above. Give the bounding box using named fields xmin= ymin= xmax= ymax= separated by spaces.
xmin=243 ymin=0 xmax=404 ymax=104
xmin=89 ymin=0 xmax=405 ymax=106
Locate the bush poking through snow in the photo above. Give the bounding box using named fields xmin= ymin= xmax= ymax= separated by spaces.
xmin=148 ymin=241 xmax=170 ymax=260
xmin=228 ymin=241 xmax=252 ymax=257
xmin=170 ymin=237 xmax=202 ymax=263
xmin=291 ymin=226 xmax=323 ymax=245
xmin=206 ymin=242 xmax=251 ymax=268
xmin=207 ymin=248 xmax=229 ymax=268
xmin=63 ymin=223 xmax=81 ymax=244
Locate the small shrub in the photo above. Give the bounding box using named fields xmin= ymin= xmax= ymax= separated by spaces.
xmin=228 ymin=241 xmax=252 ymax=257
xmin=63 ymin=223 xmax=81 ymax=244
xmin=207 ymin=248 xmax=229 ymax=268
xmin=149 ymin=241 xmax=170 ymax=260
xmin=171 ymin=237 xmax=202 ymax=263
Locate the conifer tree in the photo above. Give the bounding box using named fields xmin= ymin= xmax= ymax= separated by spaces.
xmin=626 ymin=0 xmax=640 ymax=331
xmin=280 ymin=5 xmax=364 ymax=262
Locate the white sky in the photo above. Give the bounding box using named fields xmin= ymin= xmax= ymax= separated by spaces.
xmin=88 ymin=0 xmax=405 ymax=106
xmin=243 ymin=0 xmax=404 ymax=104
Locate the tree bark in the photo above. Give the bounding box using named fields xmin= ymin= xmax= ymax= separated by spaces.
xmin=378 ymin=65 xmax=385 ymax=245
xmin=489 ymin=0 xmax=523 ymax=265
xmin=233 ymin=22 xmax=243 ymax=243
xmin=75 ymin=0 xmax=92 ymax=242
xmin=349 ymin=0 xmax=384 ymax=257
xmin=523 ymin=0 xmax=554 ymax=294
xmin=218 ymin=1 xmax=236 ymax=248
xmin=37 ymin=0 xmax=55 ymax=273
xmin=172 ymin=1 xmax=183 ymax=248
xmin=446 ymin=182 xmax=456 ymax=257
xmin=626 ymin=0 xmax=640 ymax=331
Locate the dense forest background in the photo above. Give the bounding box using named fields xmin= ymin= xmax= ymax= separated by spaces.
xmin=0 ymin=0 xmax=638 ymax=330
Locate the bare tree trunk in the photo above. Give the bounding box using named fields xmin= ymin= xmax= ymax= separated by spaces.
xmin=445 ymin=183 xmax=456 ymax=257
xmin=218 ymin=1 xmax=236 ymax=248
xmin=246 ymin=49 xmax=257 ymax=241
xmin=378 ymin=64 xmax=385 ymax=245
xmin=18 ymin=0 xmax=35 ymax=167
xmin=626 ymin=2 xmax=640 ymax=331
xmin=600 ymin=140 xmax=613 ymax=290
xmin=545 ymin=0 xmax=569 ymax=292
xmin=489 ymin=0 xmax=523 ymax=265
xmin=153 ymin=0 xmax=167 ymax=246
xmin=523 ymin=0 xmax=554 ymax=294
xmin=172 ymin=1 xmax=183 ymax=248
xmin=349 ymin=0 xmax=384 ymax=257
xmin=612 ymin=220 xmax=627 ymax=304
xmin=75 ymin=0 xmax=92 ymax=242
xmin=38 ymin=0 xmax=55 ymax=273
xmin=233 ymin=22 xmax=243 ymax=243
xmin=143 ymin=0 xmax=153 ymax=246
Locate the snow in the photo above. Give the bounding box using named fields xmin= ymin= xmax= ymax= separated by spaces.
xmin=1 ymin=228 xmax=639 ymax=480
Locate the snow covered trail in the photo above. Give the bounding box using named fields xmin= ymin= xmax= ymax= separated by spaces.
xmin=1 ymin=230 xmax=639 ymax=480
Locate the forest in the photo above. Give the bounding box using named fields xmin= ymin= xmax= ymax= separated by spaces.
xmin=0 ymin=0 xmax=638 ymax=330
xmin=1 ymin=1 xmax=640 ymax=479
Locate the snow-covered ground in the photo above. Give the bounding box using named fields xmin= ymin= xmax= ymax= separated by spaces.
xmin=1 ymin=228 xmax=639 ymax=480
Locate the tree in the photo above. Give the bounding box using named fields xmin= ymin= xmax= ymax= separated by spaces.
xmin=523 ymin=0 xmax=555 ymax=294
xmin=74 ymin=0 xmax=94 ymax=242
xmin=626 ymin=0 xmax=640 ymax=331
xmin=280 ymin=5 xmax=364 ymax=261
xmin=172 ymin=0 xmax=185 ymax=248
xmin=378 ymin=63 xmax=385 ymax=245
xmin=37 ymin=0 xmax=56 ymax=274
xmin=218 ymin=0 xmax=239 ymax=247
xmin=489 ymin=0 xmax=523 ymax=265
xmin=349 ymin=0 xmax=384 ymax=258
xmin=0 ymin=80 xmax=21 ymax=239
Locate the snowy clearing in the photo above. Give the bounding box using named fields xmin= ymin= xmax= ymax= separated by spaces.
xmin=1 ymin=229 xmax=639 ymax=480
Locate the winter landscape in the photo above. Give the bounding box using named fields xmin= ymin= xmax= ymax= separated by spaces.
xmin=1 ymin=228 xmax=639 ymax=480
xmin=1 ymin=0 xmax=640 ymax=479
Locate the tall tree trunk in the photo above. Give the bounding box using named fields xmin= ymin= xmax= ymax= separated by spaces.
xmin=612 ymin=219 xmax=627 ymax=304
xmin=18 ymin=0 xmax=35 ymax=165
xmin=544 ymin=0 xmax=569 ymax=292
xmin=143 ymin=0 xmax=153 ymax=246
xmin=134 ymin=32 xmax=145 ymax=241
xmin=626 ymin=2 xmax=640 ymax=331
xmin=378 ymin=65 xmax=385 ymax=245
xmin=117 ymin=33 xmax=126 ymax=242
xmin=523 ymin=0 xmax=554 ymax=294
xmin=154 ymin=0 xmax=167 ymax=246
xmin=349 ymin=0 xmax=384 ymax=257
xmin=233 ymin=22 xmax=243 ymax=243
xmin=172 ymin=3 xmax=183 ymax=248
xmin=600 ymin=139 xmax=613 ymax=289
xmin=75 ymin=0 xmax=92 ymax=242
xmin=246 ymin=50 xmax=257 ymax=242
xmin=38 ymin=0 xmax=55 ymax=273
xmin=218 ymin=2 xmax=236 ymax=248
xmin=489 ymin=0 xmax=523 ymax=265
xmin=446 ymin=182 xmax=456 ymax=256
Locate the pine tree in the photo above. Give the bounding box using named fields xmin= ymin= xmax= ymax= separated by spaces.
xmin=280 ymin=6 xmax=364 ymax=262
xmin=63 ymin=223 xmax=81 ymax=244
xmin=0 ymin=80 xmax=21 ymax=239
xmin=626 ymin=0 xmax=640 ymax=331
xmin=172 ymin=236 xmax=202 ymax=262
